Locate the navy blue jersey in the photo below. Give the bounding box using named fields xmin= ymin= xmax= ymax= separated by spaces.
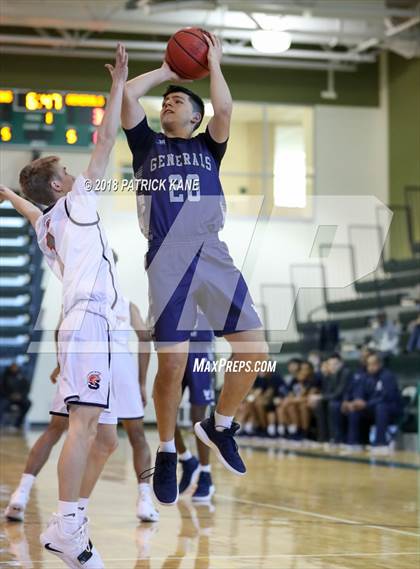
xmin=124 ymin=118 xmax=227 ymax=245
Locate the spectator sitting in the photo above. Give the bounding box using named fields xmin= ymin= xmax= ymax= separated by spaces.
xmin=406 ymin=310 xmax=420 ymax=353
xmin=332 ymin=347 xmax=375 ymax=446
xmin=236 ymin=374 xmax=267 ymax=435
xmin=0 ymin=363 xmax=31 ymax=429
xmin=271 ymin=358 xmax=301 ymax=438
xmin=308 ymin=353 xmax=351 ymax=445
xmin=258 ymin=369 xmax=287 ymax=437
xmin=343 ymin=352 xmax=403 ymax=454
xmin=278 ymin=361 xmax=319 ymax=441
xmin=368 ymin=311 xmax=401 ymax=359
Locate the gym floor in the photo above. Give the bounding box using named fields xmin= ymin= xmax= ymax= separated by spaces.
xmin=1 ymin=429 xmax=419 ymax=568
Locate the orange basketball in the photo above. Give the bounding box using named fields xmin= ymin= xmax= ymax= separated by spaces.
xmin=166 ymin=27 xmax=210 ymax=80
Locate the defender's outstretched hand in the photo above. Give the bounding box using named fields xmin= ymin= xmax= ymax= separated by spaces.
xmin=0 ymin=184 xmax=14 ymax=203
xmin=105 ymin=43 xmax=128 ymax=83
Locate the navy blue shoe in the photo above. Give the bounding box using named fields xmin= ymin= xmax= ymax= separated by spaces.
xmin=152 ymin=452 xmax=178 ymax=506
xmin=194 ymin=415 xmax=246 ymax=476
xmin=192 ymin=472 xmax=215 ymax=502
xmin=179 ymin=455 xmax=200 ymax=495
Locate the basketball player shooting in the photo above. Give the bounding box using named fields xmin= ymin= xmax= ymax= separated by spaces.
xmin=121 ymin=32 xmax=268 ymax=506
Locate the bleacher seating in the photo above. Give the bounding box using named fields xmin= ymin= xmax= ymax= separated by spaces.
xmin=0 ymin=200 xmax=45 ymax=380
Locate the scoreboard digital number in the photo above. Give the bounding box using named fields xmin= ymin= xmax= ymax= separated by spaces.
xmin=0 ymin=89 xmax=106 ymax=148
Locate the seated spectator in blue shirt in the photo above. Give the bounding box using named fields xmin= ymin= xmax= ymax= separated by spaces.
xmin=330 ymin=347 xmax=374 ymax=445
xmin=343 ymin=352 xmax=403 ymax=452
xmin=308 ymin=353 xmax=351 ymax=444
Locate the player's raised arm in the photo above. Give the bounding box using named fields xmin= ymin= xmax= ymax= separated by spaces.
xmin=204 ymin=33 xmax=232 ymax=143
xmin=0 ymin=185 xmax=42 ymax=229
xmin=84 ymin=43 xmax=128 ymax=183
xmin=122 ymin=61 xmax=188 ymax=129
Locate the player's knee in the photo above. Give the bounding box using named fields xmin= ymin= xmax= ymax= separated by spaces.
xmin=157 ymin=354 xmax=186 ymax=381
xmin=95 ymin=427 xmax=118 ymax=455
xmin=127 ymin=424 xmax=146 ymax=447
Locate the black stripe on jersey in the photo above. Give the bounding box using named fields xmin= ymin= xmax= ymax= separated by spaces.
xmin=64 ymin=198 xmax=100 ymax=226
xmin=96 ymin=225 xmax=118 ymax=310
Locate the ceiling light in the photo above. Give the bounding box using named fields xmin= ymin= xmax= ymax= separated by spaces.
xmin=251 ymin=13 xmax=289 ymax=32
xmin=251 ymin=30 xmax=292 ymax=54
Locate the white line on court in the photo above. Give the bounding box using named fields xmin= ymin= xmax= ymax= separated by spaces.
xmin=216 ymin=494 xmax=420 ymax=538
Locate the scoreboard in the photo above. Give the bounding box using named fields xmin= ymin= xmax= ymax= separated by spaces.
xmin=0 ymin=89 xmax=107 ymax=149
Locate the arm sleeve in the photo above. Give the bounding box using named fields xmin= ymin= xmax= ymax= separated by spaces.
xmin=202 ymin=127 xmax=228 ymax=167
xmin=123 ymin=116 xmax=155 ymax=161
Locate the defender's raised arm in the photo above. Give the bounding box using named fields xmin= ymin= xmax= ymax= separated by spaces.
xmin=85 ymin=43 xmax=128 ymax=182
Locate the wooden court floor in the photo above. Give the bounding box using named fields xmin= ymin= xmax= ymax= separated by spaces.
xmin=0 ymin=429 xmax=419 ymax=569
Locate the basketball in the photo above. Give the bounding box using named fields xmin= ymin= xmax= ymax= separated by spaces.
xmin=166 ymin=27 xmax=210 ymax=80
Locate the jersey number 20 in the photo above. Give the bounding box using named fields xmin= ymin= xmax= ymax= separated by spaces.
xmin=169 ymin=174 xmax=200 ymax=203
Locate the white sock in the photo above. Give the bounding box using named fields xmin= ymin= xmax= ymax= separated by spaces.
xmin=179 ymin=450 xmax=192 ymax=461
xmin=288 ymin=424 xmax=298 ymax=435
xmin=77 ymin=498 xmax=89 ymax=525
xmin=278 ymin=425 xmax=286 ymax=436
xmin=159 ymin=439 xmax=176 ymax=453
xmin=267 ymin=424 xmax=276 ymax=436
xmin=214 ymin=412 xmax=233 ymax=432
xmin=58 ymin=500 xmax=78 ymax=533
xmin=200 ymin=464 xmax=211 ymax=473
xmin=17 ymin=473 xmax=36 ymax=495
xmin=138 ymin=482 xmax=151 ymax=494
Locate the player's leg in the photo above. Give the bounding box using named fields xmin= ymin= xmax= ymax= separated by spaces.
xmin=298 ymin=398 xmax=311 ymax=440
xmin=195 ymin=329 xmax=267 ymax=476
xmin=40 ymin=404 xmax=105 ymax=568
xmin=5 ymin=415 xmax=68 ymax=521
xmin=152 ymin=342 xmax=188 ymax=506
xmin=176 ymin=423 xmax=200 ymax=496
xmin=77 ymin=423 xmax=118 ymax=522
xmin=253 ymin=393 xmax=268 ymax=431
xmin=122 ymin=419 xmax=159 ymax=522
xmin=191 ymin=405 xmax=215 ymax=502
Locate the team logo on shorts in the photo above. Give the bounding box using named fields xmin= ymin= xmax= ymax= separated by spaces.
xmin=87 ymin=371 xmax=101 ymax=390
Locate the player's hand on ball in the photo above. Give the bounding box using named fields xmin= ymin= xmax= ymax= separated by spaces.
xmin=50 ymin=365 xmax=60 ymax=384
xmin=160 ymin=60 xmax=192 ymax=83
xmin=105 ymin=43 xmax=128 ymax=83
xmin=204 ymin=32 xmax=223 ymax=68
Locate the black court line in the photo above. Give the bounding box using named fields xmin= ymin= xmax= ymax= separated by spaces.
xmin=239 ymin=443 xmax=420 ymax=471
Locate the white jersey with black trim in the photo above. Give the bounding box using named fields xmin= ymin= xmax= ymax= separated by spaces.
xmin=35 ymin=174 xmax=121 ymax=323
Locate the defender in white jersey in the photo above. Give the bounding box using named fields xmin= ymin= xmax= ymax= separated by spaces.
xmin=0 ymin=44 xmax=128 ymax=569
xmin=6 ymin=293 xmax=158 ymax=524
